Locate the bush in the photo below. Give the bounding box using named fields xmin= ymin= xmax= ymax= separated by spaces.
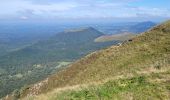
xmin=13 ymin=89 xmax=20 ymax=99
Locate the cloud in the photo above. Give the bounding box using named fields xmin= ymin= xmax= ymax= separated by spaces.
xmin=129 ymin=7 xmax=170 ymax=18
xmin=25 ymin=0 xmax=138 ymax=5
xmin=0 ymin=0 xmax=170 ymax=21
xmin=17 ymin=9 xmax=35 ymax=16
xmin=20 ymin=16 xmax=29 ymax=20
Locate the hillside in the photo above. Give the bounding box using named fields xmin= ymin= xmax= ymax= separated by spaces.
xmin=7 ymin=20 xmax=170 ymax=100
xmin=0 ymin=33 xmax=33 ymax=57
xmin=94 ymin=32 xmax=136 ymax=42
xmin=0 ymin=27 xmax=119 ymax=98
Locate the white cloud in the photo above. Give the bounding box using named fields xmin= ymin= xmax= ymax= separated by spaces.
xmin=0 ymin=0 xmax=170 ymax=20
xmin=20 ymin=16 xmax=29 ymax=20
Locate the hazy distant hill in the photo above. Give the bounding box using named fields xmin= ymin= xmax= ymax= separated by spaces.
xmin=14 ymin=20 xmax=170 ymax=100
xmin=0 ymin=27 xmax=119 ymax=98
xmin=97 ymin=21 xmax=156 ymax=34
xmin=94 ymin=21 xmax=156 ymax=43
xmin=129 ymin=21 xmax=156 ymax=33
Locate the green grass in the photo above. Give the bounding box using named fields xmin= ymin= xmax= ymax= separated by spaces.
xmin=27 ymin=70 xmax=170 ymax=100
xmin=54 ymin=75 xmax=170 ymax=100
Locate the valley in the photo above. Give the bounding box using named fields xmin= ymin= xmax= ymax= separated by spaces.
xmin=0 ymin=27 xmax=119 ymax=98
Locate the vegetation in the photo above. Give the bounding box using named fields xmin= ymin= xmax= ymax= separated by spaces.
xmin=94 ymin=32 xmax=136 ymax=42
xmin=0 ymin=27 xmax=119 ymax=98
xmin=44 ymin=74 xmax=170 ymax=100
xmin=11 ymin=20 xmax=170 ymax=100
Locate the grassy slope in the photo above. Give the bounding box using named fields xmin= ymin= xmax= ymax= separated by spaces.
xmin=34 ymin=72 xmax=170 ymax=100
xmin=94 ymin=33 xmax=137 ymax=42
xmin=6 ymin=20 xmax=170 ymax=100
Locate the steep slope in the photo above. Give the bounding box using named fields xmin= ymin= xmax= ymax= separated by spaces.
xmin=0 ymin=27 xmax=119 ymax=98
xmin=10 ymin=20 xmax=170 ymax=100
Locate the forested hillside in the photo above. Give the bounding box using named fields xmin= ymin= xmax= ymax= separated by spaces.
xmin=0 ymin=27 xmax=119 ymax=98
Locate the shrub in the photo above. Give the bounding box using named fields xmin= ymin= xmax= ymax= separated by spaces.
xmin=13 ymin=89 xmax=20 ymax=99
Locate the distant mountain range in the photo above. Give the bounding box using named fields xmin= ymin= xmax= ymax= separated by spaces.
xmin=128 ymin=21 xmax=156 ymax=33
xmin=94 ymin=21 xmax=156 ymax=43
xmin=94 ymin=21 xmax=156 ymax=34
xmin=0 ymin=21 xmax=156 ymax=58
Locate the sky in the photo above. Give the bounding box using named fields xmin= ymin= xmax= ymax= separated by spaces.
xmin=0 ymin=0 xmax=170 ymax=22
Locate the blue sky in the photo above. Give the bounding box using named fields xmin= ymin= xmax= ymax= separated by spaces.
xmin=0 ymin=0 xmax=170 ymax=22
